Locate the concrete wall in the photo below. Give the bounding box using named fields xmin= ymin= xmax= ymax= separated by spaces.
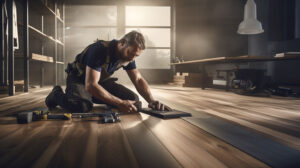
xmin=175 ymin=0 xmax=248 ymax=61
xmin=248 ymin=0 xmax=300 ymax=84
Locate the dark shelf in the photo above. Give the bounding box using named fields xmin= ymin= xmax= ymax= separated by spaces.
xmin=29 ymin=0 xmax=64 ymax=24
xmin=29 ymin=0 xmax=55 ymax=16
xmin=26 ymin=0 xmax=66 ymax=87
xmin=28 ymin=25 xmax=64 ymax=46
xmin=14 ymin=52 xmax=64 ymax=64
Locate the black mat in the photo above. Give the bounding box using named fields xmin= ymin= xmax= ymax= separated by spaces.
xmin=140 ymin=108 xmax=191 ymax=119
xmin=185 ymin=116 xmax=300 ymax=168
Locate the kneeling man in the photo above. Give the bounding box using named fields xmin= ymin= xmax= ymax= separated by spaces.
xmin=45 ymin=31 xmax=171 ymax=113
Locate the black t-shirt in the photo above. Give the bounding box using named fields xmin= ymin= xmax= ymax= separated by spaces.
xmin=83 ymin=39 xmax=136 ymax=73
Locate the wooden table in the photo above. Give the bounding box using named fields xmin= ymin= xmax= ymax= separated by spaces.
xmin=171 ymin=53 xmax=300 ymax=89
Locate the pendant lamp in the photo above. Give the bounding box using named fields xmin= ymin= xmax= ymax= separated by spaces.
xmin=238 ymin=0 xmax=264 ymax=34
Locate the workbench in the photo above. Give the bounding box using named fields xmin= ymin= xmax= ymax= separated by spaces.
xmin=171 ymin=53 xmax=300 ymax=90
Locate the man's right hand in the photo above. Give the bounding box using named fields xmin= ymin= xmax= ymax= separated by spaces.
xmin=117 ymin=100 xmax=137 ymax=113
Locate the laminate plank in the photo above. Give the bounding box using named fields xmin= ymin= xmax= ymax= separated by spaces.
xmin=0 ymin=85 xmax=298 ymax=168
xmin=185 ymin=116 xmax=300 ymax=168
xmin=0 ymin=121 xmax=55 ymax=168
xmin=97 ymin=122 xmax=139 ymax=168
xmin=140 ymin=114 xmax=269 ymax=168
xmin=149 ymin=86 xmax=300 ymax=150
xmin=120 ymin=114 xmax=182 ymax=168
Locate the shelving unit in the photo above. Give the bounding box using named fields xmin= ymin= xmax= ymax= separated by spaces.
xmin=26 ymin=0 xmax=65 ymax=88
xmin=0 ymin=0 xmax=65 ymax=95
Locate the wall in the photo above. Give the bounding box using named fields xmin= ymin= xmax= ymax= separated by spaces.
xmin=175 ymin=0 xmax=248 ymax=61
xmin=248 ymin=0 xmax=300 ymax=84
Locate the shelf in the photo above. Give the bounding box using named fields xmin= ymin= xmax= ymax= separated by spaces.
xmin=30 ymin=0 xmax=55 ymax=16
xmin=57 ymin=16 xmax=64 ymax=23
xmin=28 ymin=25 xmax=64 ymax=46
xmin=30 ymin=0 xmax=64 ymax=23
xmin=56 ymin=40 xmax=64 ymax=46
xmin=56 ymin=61 xmax=65 ymax=65
xmin=29 ymin=25 xmax=52 ymax=41
xmin=32 ymin=53 xmax=53 ymax=62
xmin=15 ymin=53 xmax=65 ymax=65
xmin=31 ymin=53 xmax=65 ymax=64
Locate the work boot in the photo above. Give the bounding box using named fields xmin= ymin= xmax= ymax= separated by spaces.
xmin=45 ymin=85 xmax=63 ymax=109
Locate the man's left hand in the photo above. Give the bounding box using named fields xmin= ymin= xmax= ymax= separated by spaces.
xmin=148 ymin=101 xmax=172 ymax=111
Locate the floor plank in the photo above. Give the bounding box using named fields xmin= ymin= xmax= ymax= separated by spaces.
xmin=1 ymin=85 xmax=297 ymax=167
xmin=140 ymin=113 xmax=269 ymax=168
xmin=148 ymin=86 xmax=300 ymax=150
xmin=120 ymin=114 xmax=182 ymax=168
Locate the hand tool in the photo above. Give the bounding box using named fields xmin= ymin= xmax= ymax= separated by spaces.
xmin=17 ymin=106 xmax=120 ymax=124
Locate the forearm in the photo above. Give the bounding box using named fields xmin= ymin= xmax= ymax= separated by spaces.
xmin=134 ymin=78 xmax=155 ymax=103
xmin=86 ymin=83 xmax=123 ymax=106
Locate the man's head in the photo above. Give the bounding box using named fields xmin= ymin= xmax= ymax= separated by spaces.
xmin=117 ymin=31 xmax=145 ymax=62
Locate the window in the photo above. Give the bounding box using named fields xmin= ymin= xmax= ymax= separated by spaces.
xmin=125 ymin=6 xmax=171 ymax=69
xmin=66 ymin=5 xmax=117 ymax=61
xmin=66 ymin=4 xmax=173 ymax=69
xmin=126 ymin=6 xmax=170 ymax=26
xmin=66 ymin=5 xmax=117 ymax=48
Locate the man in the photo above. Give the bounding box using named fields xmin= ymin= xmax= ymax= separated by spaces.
xmin=45 ymin=31 xmax=171 ymax=113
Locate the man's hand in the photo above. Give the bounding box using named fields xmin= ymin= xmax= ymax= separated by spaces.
xmin=148 ymin=101 xmax=172 ymax=111
xmin=117 ymin=100 xmax=137 ymax=113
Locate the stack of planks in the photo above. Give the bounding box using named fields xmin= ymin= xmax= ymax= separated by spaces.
xmin=169 ymin=73 xmax=212 ymax=88
xmin=0 ymin=80 xmax=24 ymax=94
xmin=168 ymin=73 xmax=188 ymax=86
xmin=183 ymin=73 xmax=212 ymax=87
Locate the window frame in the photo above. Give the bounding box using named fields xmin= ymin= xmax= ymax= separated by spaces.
xmin=67 ymin=0 xmax=175 ymax=69
xmin=124 ymin=4 xmax=173 ymax=69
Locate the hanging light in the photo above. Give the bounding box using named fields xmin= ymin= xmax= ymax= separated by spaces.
xmin=238 ymin=0 xmax=264 ymax=34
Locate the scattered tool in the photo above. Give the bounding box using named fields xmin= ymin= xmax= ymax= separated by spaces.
xmin=17 ymin=101 xmax=191 ymax=123
xmin=17 ymin=106 xmax=120 ymax=124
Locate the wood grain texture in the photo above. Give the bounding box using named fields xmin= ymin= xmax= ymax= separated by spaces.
xmin=149 ymin=86 xmax=300 ymax=150
xmin=139 ymin=113 xmax=268 ymax=168
xmin=0 ymin=85 xmax=290 ymax=167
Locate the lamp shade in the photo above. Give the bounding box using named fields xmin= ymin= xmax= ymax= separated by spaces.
xmin=238 ymin=0 xmax=264 ymax=34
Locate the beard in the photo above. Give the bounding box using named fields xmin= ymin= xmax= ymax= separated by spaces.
xmin=119 ymin=47 xmax=132 ymax=62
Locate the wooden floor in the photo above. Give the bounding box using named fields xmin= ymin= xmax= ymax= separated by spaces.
xmin=0 ymin=85 xmax=299 ymax=168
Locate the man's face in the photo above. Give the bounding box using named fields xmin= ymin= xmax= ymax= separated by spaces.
xmin=120 ymin=44 xmax=143 ymax=62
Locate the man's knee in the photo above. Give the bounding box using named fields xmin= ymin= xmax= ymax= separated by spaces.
xmin=79 ymin=101 xmax=93 ymax=113
xmin=69 ymin=100 xmax=93 ymax=113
